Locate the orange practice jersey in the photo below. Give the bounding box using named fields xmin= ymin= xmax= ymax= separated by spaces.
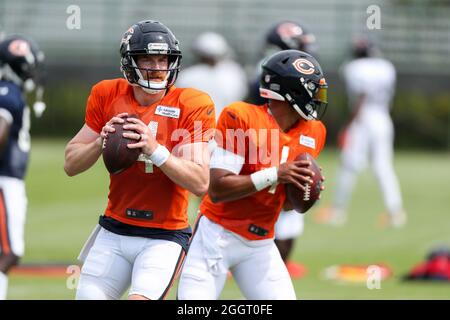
xmin=200 ymin=101 xmax=326 ymax=240
xmin=85 ymin=78 xmax=215 ymax=230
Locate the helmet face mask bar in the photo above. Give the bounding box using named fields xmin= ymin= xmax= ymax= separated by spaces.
xmin=286 ymin=77 xmax=328 ymax=120
xmin=259 ymin=50 xmax=328 ymax=121
xmin=124 ymin=53 xmax=179 ymax=94
xmin=120 ymin=20 xmax=182 ymax=94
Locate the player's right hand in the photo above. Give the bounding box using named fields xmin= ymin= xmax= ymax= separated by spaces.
xmin=277 ymin=160 xmax=315 ymax=191
xmin=100 ymin=113 xmax=128 ymax=140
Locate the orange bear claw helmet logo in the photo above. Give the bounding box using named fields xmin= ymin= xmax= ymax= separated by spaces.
xmin=8 ymin=39 xmax=31 ymax=57
xmin=292 ymin=58 xmax=315 ymax=75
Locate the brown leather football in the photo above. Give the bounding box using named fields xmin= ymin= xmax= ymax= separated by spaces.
xmin=102 ymin=115 xmax=141 ymax=175
xmin=285 ymin=152 xmax=323 ymax=213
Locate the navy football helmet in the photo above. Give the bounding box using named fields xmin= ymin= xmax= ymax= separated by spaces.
xmin=260 ymin=50 xmax=328 ymax=120
xmin=0 ymin=34 xmax=44 ymax=90
xmin=120 ymin=20 xmax=182 ymax=94
xmin=264 ymin=21 xmax=317 ymax=55
xmin=0 ymin=34 xmax=46 ymax=116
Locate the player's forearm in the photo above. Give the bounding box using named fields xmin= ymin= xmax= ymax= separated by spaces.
xmin=64 ymin=137 xmax=103 ymax=176
xmin=208 ymin=174 xmax=257 ymax=203
xmin=159 ymin=155 xmax=209 ymax=197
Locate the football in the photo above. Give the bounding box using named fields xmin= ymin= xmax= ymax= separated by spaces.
xmin=102 ymin=114 xmax=141 ymax=174
xmin=285 ymin=152 xmax=323 ymax=213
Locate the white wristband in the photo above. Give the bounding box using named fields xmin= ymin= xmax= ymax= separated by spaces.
xmin=149 ymin=144 xmax=170 ymax=167
xmin=250 ymin=167 xmax=278 ymax=191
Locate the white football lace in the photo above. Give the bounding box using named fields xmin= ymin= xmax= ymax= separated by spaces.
xmin=303 ymin=183 xmax=311 ymax=201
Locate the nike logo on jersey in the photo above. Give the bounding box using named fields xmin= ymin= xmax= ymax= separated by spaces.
xmin=227 ymin=111 xmax=237 ymax=120
xmin=155 ymin=105 xmax=180 ymax=119
xmin=300 ymin=135 xmax=316 ymax=149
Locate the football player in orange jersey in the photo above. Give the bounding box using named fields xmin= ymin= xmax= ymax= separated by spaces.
xmin=63 ymin=20 xmax=215 ymax=300
xmin=178 ymin=50 xmax=328 ymax=300
xmin=248 ymin=20 xmax=319 ymax=278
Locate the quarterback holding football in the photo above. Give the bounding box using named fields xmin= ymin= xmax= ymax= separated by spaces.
xmin=178 ymin=49 xmax=327 ymax=300
xmin=64 ymin=20 xmax=215 ymax=300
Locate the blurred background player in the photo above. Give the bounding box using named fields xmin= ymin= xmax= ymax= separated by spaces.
xmin=178 ymin=50 xmax=327 ymax=299
xmin=246 ymin=20 xmax=316 ymax=105
xmin=247 ymin=20 xmax=318 ymax=278
xmin=0 ymin=34 xmax=45 ymax=299
xmin=316 ymin=35 xmax=407 ymax=228
xmin=64 ymin=20 xmax=215 ymax=300
xmin=176 ymin=32 xmax=247 ymax=118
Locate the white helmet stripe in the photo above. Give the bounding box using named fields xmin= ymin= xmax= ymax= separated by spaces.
xmin=259 ymin=88 xmax=285 ymax=101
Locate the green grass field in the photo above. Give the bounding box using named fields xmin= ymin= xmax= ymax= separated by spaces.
xmin=7 ymin=139 xmax=450 ymax=299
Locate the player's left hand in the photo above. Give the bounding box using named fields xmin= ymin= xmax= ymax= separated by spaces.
xmin=122 ymin=118 xmax=158 ymax=156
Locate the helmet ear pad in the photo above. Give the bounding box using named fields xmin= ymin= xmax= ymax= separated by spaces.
xmin=120 ymin=56 xmax=139 ymax=84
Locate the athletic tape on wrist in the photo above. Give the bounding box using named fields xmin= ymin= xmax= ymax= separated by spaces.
xmin=250 ymin=167 xmax=278 ymax=191
xmin=149 ymin=144 xmax=170 ymax=167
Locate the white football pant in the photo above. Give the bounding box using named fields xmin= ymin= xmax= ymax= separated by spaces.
xmin=334 ymin=110 xmax=403 ymax=216
xmin=76 ymin=227 xmax=184 ymax=300
xmin=178 ymin=215 xmax=296 ymax=300
xmin=0 ymin=176 xmax=27 ymax=257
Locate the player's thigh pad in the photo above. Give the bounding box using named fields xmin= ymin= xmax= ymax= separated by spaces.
xmin=130 ymin=239 xmax=184 ymax=300
xmin=275 ymin=210 xmax=304 ymax=240
xmin=178 ymin=216 xmax=229 ymax=300
xmin=0 ymin=177 xmax=27 ymax=257
xmin=76 ymin=228 xmax=132 ymax=300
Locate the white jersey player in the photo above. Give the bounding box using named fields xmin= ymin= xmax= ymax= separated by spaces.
xmin=176 ymin=32 xmax=248 ymax=118
xmin=317 ymin=36 xmax=406 ymax=227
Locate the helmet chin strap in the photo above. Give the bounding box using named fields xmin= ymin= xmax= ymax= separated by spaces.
xmin=286 ymin=95 xmax=314 ymax=121
xmin=140 ymin=85 xmax=164 ymax=95
xmin=260 ymin=88 xmax=314 ymax=121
